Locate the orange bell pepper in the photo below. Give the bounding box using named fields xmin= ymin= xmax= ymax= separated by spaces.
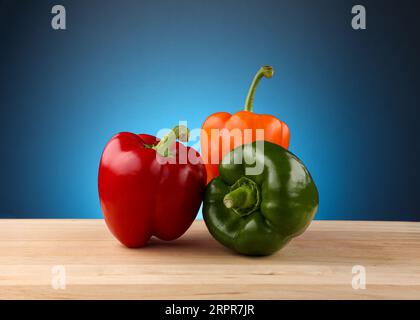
xmin=201 ymin=66 xmax=290 ymax=184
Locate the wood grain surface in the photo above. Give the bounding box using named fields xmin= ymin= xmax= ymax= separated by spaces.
xmin=0 ymin=219 xmax=419 ymax=299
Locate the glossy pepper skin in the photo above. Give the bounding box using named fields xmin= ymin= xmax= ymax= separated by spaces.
xmin=98 ymin=126 xmax=206 ymax=248
xmin=201 ymin=66 xmax=290 ymax=184
xmin=203 ymin=141 xmax=318 ymax=256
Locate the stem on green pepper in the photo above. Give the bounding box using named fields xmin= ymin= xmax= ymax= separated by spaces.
xmin=223 ymin=177 xmax=260 ymax=216
xmin=223 ymin=186 xmax=256 ymax=211
xmin=152 ymin=125 xmax=190 ymax=157
xmin=244 ymin=66 xmax=274 ymax=112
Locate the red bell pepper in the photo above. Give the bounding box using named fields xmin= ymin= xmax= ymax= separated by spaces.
xmin=98 ymin=125 xmax=206 ymax=248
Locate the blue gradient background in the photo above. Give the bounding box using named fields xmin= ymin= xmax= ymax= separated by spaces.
xmin=0 ymin=0 xmax=419 ymax=220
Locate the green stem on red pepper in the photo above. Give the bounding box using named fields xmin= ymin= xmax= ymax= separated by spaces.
xmin=244 ymin=66 xmax=274 ymax=113
xmin=150 ymin=125 xmax=190 ymax=157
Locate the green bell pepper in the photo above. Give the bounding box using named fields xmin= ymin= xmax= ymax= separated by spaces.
xmin=203 ymin=141 xmax=319 ymax=256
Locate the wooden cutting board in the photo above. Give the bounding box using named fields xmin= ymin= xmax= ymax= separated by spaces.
xmin=0 ymin=219 xmax=419 ymax=299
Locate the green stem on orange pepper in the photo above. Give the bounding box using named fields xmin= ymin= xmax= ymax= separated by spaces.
xmin=244 ymin=66 xmax=274 ymax=112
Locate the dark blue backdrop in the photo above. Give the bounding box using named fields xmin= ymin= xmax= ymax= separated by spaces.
xmin=0 ymin=0 xmax=419 ymax=220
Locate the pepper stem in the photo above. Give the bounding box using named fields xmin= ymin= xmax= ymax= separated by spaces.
xmin=224 ymin=186 xmax=256 ymax=211
xmin=223 ymin=177 xmax=261 ymax=216
xmin=153 ymin=125 xmax=190 ymax=157
xmin=244 ymin=66 xmax=274 ymax=112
